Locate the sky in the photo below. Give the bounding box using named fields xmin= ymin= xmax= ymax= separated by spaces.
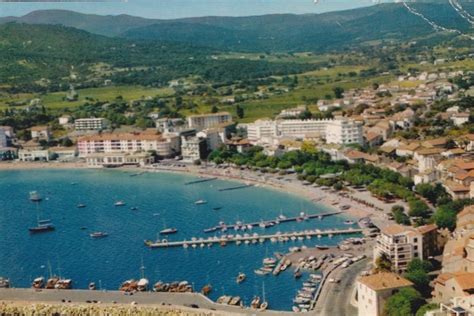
xmin=0 ymin=0 xmax=380 ymax=19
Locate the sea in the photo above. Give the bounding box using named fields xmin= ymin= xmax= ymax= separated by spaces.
xmin=0 ymin=169 xmax=360 ymax=311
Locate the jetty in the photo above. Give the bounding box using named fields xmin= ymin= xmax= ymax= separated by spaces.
xmin=218 ymin=184 xmax=254 ymax=192
xmin=145 ymin=228 xmax=363 ymax=249
xmin=184 ymin=177 xmax=217 ymax=185
xmin=203 ymin=211 xmax=342 ymax=233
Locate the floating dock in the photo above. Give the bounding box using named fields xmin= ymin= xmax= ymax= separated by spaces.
xmin=145 ymin=228 xmax=363 ymax=249
xmin=203 ymin=211 xmax=342 ymax=233
xmin=184 ymin=177 xmax=217 ymax=185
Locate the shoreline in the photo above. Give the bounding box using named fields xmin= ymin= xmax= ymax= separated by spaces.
xmin=0 ymin=160 xmax=392 ymax=225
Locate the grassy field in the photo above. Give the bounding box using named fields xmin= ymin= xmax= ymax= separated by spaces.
xmin=0 ymin=86 xmax=175 ymax=110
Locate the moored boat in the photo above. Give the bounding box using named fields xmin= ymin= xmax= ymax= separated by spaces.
xmin=137 ymin=278 xmax=149 ymax=292
xmin=90 ymin=232 xmax=108 ymax=238
xmin=46 ymin=277 xmax=59 ymax=289
xmin=29 ymin=219 xmax=55 ymax=233
xmin=88 ymin=282 xmax=96 ymax=290
xmin=114 ymin=201 xmax=126 ymax=207
xmin=77 ymin=204 xmax=86 ymax=208
xmin=160 ymin=228 xmax=178 ymax=235
xmin=194 ymin=199 xmax=207 ymax=205
xmin=201 ymin=284 xmax=212 ymax=296
xmin=0 ymin=278 xmax=10 ymax=288
xmin=55 ymin=279 xmax=72 ymax=290
xmin=236 ymin=272 xmax=246 ymax=284
xmin=29 ymin=191 xmax=42 ymax=202
xmin=32 ymin=277 xmax=45 ymax=289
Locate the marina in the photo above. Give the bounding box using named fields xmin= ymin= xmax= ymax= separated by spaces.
xmin=144 ymin=228 xmax=363 ymax=249
xmin=0 ymin=169 xmax=361 ymax=311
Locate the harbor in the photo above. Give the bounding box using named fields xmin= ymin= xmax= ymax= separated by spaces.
xmin=145 ymin=228 xmax=363 ymax=249
xmin=0 ymin=169 xmax=370 ymax=311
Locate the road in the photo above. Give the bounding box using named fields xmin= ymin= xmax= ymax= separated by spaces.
xmin=313 ymin=253 xmax=372 ymax=316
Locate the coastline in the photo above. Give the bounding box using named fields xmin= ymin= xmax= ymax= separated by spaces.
xmin=0 ymin=161 xmax=392 ymax=225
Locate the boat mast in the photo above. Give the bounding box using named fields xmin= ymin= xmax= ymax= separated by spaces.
xmin=140 ymin=257 xmax=145 ymax=279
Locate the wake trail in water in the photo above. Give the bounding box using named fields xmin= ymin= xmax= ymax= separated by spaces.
xmin=403 ymin=2 xmax=474 ymax=40
xmin=449 ymin=0 xmax=474 ymax=26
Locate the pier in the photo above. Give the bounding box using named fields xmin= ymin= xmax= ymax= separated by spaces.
xmin=145 ymin=228 xmax=363 ymax=249
xmin=218 ymin=184 xmax=254 ymax=192
xmin=184 ymin=177 xmax=217 ymax=185
xmin=203 ymin=211 xmax=343 ymax=233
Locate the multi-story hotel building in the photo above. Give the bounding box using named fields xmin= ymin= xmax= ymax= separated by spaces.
xmin=374 ymin=224 xmax=438 ymax=273
xmin=77 ymin=131 xmax=180 ymax=158
xmin=244 ymin=118 xmax=363 ymax=145
xmin=326 ymin=119 xmax=364 ymax=145
xmin=74 ymin=118 xmax=108 ymax=131
xmin=187 ymin=112 xmax=232 ymax=130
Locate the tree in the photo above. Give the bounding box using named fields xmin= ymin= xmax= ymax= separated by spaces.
xmin=211 ymin=105 xmax=219 ymax=113
xmin=415 ymin=303 xmax=438 ymax=316
xmin=404 ymin=259 xmax=433 ymax=296
xmin=236 ymin=105 xmax=244 ymax=119
xmin=375 ymin=253 xmax=392 ymax=272
xmin=384 ymin=288 xmax=424 ymax=316
xmin=333 ymin=86 xmax=344 ymax=99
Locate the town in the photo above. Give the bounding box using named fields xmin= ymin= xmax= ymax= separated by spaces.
xmin=0 ymin=0 xmax=474 ymax=315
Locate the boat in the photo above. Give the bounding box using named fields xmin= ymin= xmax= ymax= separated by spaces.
xmin=120 ymin=279 xmax=137 ymax=292
xmin=137 ymin=278 xmax=149 ymax=292
xmin=194 ymin=199 xmax=207 ymax=205
xmin=292 ymin=306 xmax=301 ymax=313
xmin=32 ymin=277 xmax=45 ymax=289
xmin=77 ymin=204 xmax=86 ymax=208
xmin=160 ymin=228 xmax=178 ymax=235
xmin=29 ymin=219 xmax=55 ymax=233
xmin=90 ymin=232 xmax=108 ymax=238
xmin=46 ymin=277 xmax=59 ymax=289
xmin=55 ymin=279 xmax=72 ymax=290
xmin=29 ymin=191 xmax=42 ymax=202
xmin=130 ymin=207 xmax=138 ymax=211
xmin=251 ymin=296 xmax=261 ymax=309
xmin=263 ymin=258 xmax=277 ymax=266
xmin=114 ymin=201 xmax=126 ymax=207
xmin=344 ymin=220 xmax=355 ymax=225
xmin=316 ymin=245 xmax=329 ymax=250
xmin=236 ymin=272 xmax=246 ymax=284
xmin=254 ymin=269 xmax=269 ymax=276
xmin=213 ymin=207 xmax=223 ymax=211
xmin=88 ymin=282 xmax=96 ymax=290
xmin=229 ymin=296 xmax=241 ymax=306
xmin=259 ymin=282 xmax=268 ymax=311
xmin=201 ymin=284 xmax=212 ymax=296
xmin=0 ymin=278 xmax=10 ymax=288
xmin=294 ymin=271 xmax=302 ymax=279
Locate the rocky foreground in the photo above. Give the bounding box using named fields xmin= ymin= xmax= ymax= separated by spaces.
xmin=0 ymin=302 xmax=233 ymax=316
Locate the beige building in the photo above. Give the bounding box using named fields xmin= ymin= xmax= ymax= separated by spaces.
xmin=357 ymin=272 xmax=413 ymax=316
xmin=77 ymin=131 xmax=180 ymax=159
xmin=374 ymin=224 xmax=438 ymax=273
xmin=30 ymin=126 xmax=51 ymax=141
xmin=187 ymin=112 xmax=232 ymax=130
xmin=85 ymin=152 xmax=154 ymax=168
xmin=433 ymin=272 xmax=474 ymax=304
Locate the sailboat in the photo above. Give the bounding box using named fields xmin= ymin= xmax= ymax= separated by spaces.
xmin=159 ymin=219 xmax=177 ymax=235
xmin=29 ymin=191 xmax=42 ymax=202
xmin=259 ymin=282 xmax=269 ymax=311
xmin=29 ymin=207 xmax=55 ymax=234
xmin=137 ymin=258 xmax=149 ymax=292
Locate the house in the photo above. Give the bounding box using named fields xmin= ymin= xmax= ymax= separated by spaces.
xmin=396 ymin=142 xmax=421 ymax=157
xmin=451 ymin=113 xmax=470 ymax=127
xmin=50 ymin=147 xmax=77 ymax=162
xmin=357 ymin=272 xmax=413 ymax=316
xmin=433 ymin=272 xmax=474 ymax=304
xmin=30 ymin=126 xmax=51 ymax=141
xmin=58 ymin=115 xmax=72 ymax=126
xmin=390 ymin=108 xmax=415 ymax=130
xmin=374 ymin=224 xmax=440 ymax=273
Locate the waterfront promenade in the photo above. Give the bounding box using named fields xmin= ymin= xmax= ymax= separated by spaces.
xmin=0 ymin=289 xmax=295 ymax=315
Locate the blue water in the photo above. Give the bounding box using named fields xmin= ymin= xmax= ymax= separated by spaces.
xmin=0 ymin=169 xmax=359 ymax=311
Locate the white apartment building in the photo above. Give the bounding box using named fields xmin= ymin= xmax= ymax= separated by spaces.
xmin=277 ymin=119 xmax=329 ymax=139
xmin=196 ymin=128 xmax=225 ymax=151
xmin=326 ymin=119 xmax=363 ymax=145
xmin=277 ymin=106 xmax=306 ymax=118
xmin=181 ymin=136 xmax=206 ymax=163
xmin=187 ymin=112 xmax=232 ymax=130
xmin=357 ymin=272 xmax=413 ymax=316
xmin=374 ymin=224 xmax=438 ymax=273
xmin=0 ymin=129 xmax=6 ymax=148
xmin=246 ymin=119 xmax=278 ymax=144
xmin=77 ymin=132 xmax=180 ymax=158
xmin=245 ymin=118 xmax=363 ymax=146
xmin=18 ymin=149 xmax=50 ymax=162
xmin=74 ymin=118 xmax=108 ymax=131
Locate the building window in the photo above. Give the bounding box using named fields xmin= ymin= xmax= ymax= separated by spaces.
xmin=413 ymin=238 xmax=418 ymax=242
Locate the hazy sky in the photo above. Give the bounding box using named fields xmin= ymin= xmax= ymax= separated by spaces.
xmin=0 ymin=0 xmax=378 ymax=19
